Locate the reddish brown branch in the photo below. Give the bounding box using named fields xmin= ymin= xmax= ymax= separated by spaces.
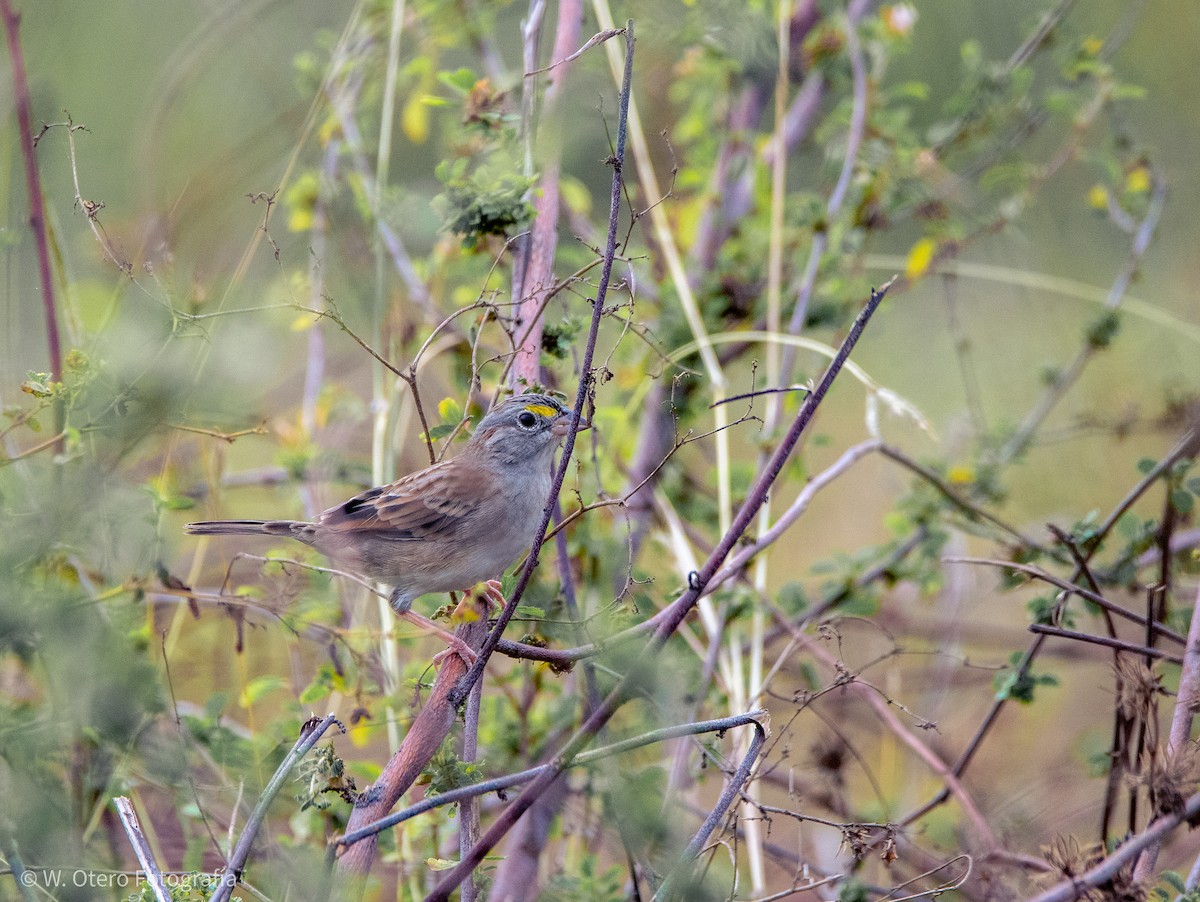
xmin=509 ymin=0 xmax=584 ymax=390
xmin=1 ymin=0 xmax=63 ymax=450
xmin=335 ymin=611 xmax=489 ymax=874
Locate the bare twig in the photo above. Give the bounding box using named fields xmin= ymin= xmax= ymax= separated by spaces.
xmin=1132 ymin=580 xmax=1200 ymax=880
xmin=944 ymin=557 xmax=1186 ymax=646
xmin=509 ymin=0 xmax=587 ymax=389
xmin=335 ymin=711 xmax=766 ymax=848
xmin=999 ymin=176 xmax=1166 ymax=462
xmin=881 ymin=444 xmax=1053 ymax=555
xmin=334 ymin=604 xmax=490 ymax=877
xmin=449 ymin=20 xmax=637 ymax=707
xmin=1 ymin=0 xmax=63 ymax=452
xmin=1029 ymin=624 xmax=1184 ymax=665
xmin=523 ymin=27 xmax=623 ymax=77
xmin=212 ymin=714 xmax=344 ymax=901
xmin=113 ymin=797 xmax=171 ymax=902
xmin=888 ymin=428 xmax=1200 ymax=843
xmin=654 ymin=719 xmax=767 ymax=900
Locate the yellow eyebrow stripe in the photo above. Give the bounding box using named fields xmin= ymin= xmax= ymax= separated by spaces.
xmin=524 ymin=404 xmax=558 ymax=418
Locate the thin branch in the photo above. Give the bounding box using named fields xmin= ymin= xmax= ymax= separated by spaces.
xmin=1132 ymin=579 xmax=1200 ymax=879
xmin=881 ymin=444 xmax=1053 ymax=555
xmin=211 ymin=714 xmax=344 ymax=902
xmin=1029 ymin=624 xmax=1183 ymax=665
xmin=654 ymin=720 xmax=767 ymax=900
xmin=334 ymin=604 xmax=490 ymax=877
xmin=113 ymin=798 xmax=171 ymax=902
xmin=0 ymin=428 xmax=68 ymax=465
xmin=335 ymin=711 xmax=766 ymax=848
xmin=705 ymin=438 xmax=882 ymax=597
xmin=61 ymin=116 xmax=133 ymax=273
xmin=524 ymin=27 xmax=623 ymax=77
xmin=449 ymin=20 xmax=634 ymax=705
xmin=998 ymin=176 xmax=1166 ymax=463
xmin=1 ymin=0 xmax=63 ymax=452
xmin=944 ymin=557 xmax=1186 ymax=646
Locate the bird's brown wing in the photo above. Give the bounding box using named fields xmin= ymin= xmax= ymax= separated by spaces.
xmin=317 ymin=461 xmax=485 ymax=542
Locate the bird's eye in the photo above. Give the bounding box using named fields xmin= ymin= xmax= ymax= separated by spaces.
xmin=517 ymin=411 xmax=538 ymax=428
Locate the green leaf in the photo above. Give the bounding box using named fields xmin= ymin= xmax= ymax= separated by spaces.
xmin=437 ymin=396 xmax=463 ymax=422
xmin=1172 ymin=490 xmax=1194 ymax=515
xmin=1085 ymin=311 xmax=1121 ymax=349
xmin=240 ymin=676 xmax=286 ymax=707
xmin=778 ymin=582 xmax=808 ymax=614
xmin=299 ymin=679 xmax=331 ymax=705
xmin=993 ymin=654 xmax=1058 ymax=704
xmin=436 ymin=67 xmax=479 ymax=94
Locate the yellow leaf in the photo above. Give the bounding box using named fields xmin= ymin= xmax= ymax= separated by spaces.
xmin=1087 ymin=185 xmax=1109 ymax=210
xmin=437 ymin=396 xmax=462 ymax=421
xmin=1124 ymin=166 xmax=1151 ymax=194
xmin=905 ymin=237 xmax=937 ymax=280
xmin=947 ymin=465 xmax=975 ymax=485
xmin=402 ymin=94 xmax=429 ymax=144
xmin=288 ymin=206 xmax=315 ymax=232
xmin=290 ymin=313 xmax=318 ymax=332
xmin=348 ymin=718 xmax=373 ymax=748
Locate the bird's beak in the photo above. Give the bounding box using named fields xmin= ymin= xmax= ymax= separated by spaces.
xmin=552 ymin=410 xmax=590 ymax=437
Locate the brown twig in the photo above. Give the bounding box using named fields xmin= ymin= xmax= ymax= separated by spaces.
xmin=880 ymin=444 xmax=1054 ymax=556
xmin=1029 ymin=624 xmax=1183 ymax=665
xmin=448 ymin=22 xmax=632 ymax=709
xmin=1131 ymin=580 xmax=1200 ymax=880
xmin=333 ymin=609 xmax=489 ymax=876
xmin=168 ymin=421 xmax=269 ymax=443
xmin=338 ymin=25 xmax=633 ymax=882
xmin=890 ymin=428 xmax=1200 ymax=841
xmin=509 ymin=0 xmax=585 ymax=390
xmin=944 ymin=557 xmax=1186 ymax=646
xmin=1 ymin=0 xmax=63 ymax=453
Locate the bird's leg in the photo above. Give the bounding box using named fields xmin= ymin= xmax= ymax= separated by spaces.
xmin=427 ymin=581 xmax=507 ymax=667
xmin=388 ymin=586 xmax=477 ymax=667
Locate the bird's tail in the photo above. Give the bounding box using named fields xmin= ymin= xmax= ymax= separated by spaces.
xmin=185 ymin=519 xmax=316 ymax=544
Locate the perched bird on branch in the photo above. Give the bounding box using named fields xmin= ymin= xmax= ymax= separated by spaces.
xmin=187 ymin=393 xmax=586 ymax=661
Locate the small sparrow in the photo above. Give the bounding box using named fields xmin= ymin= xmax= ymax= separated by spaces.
xmin=187 ymin=393 xmax=586 ymax=660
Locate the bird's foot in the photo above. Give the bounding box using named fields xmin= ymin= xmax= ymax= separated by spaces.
xmin=430 ymin=636 xmax=478 ymax=669
xmin=399 ymin=611 xmax=478 ymax=668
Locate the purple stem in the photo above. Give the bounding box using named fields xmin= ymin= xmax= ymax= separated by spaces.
xmin=1 ymin=0 xmax=63 ymax=448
